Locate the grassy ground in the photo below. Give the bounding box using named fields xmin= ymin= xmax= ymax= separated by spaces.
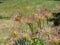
xmin=0 ymin=0 xmax=59 ymax=17
xmin=0 ymin=0 xmax=60 ymax=45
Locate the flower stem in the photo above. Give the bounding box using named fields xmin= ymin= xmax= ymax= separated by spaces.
xmin=46 ymin=17 xmax=48 ymax=24
xmin=37 ymin=19 xmax=41 ymax=29
xmin=43 ymin=20 xmax=44 ymax=27
xmin=27 ymin=23 xmax=34 ymax=32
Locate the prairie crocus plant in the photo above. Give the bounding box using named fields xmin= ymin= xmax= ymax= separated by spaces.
xmin=12 ymin=30 xmax=18 ymax=37
xmin=14 ymin=15 xmax=22 ymax=21
xmin=31 ymin=33 xmax=38 ymax=39
xmin=44 ymin=29 xmax=51 ymax=35
xmin=52 ymin=37 xmax=59 ymax=45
